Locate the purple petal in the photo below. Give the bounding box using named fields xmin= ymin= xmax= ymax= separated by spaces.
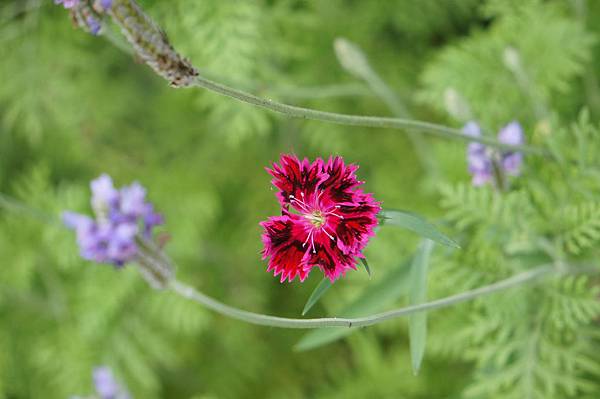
xmin=472 ymin=172 xmax=492 ymax=186
xmin=119 ymin=182 xmax=147 ymax=217
xmin=91 ymin=174 xmax=119 ymax=211
xmin=100 ymin=0 xmax=113 ymax=10
xmin=86 ymin=16 xmax=101 ymax=36
xmin=143 ymin=205 xmax=164 ymax=237
xmin=497 ymin=121 xmax=524 ymax=146
xmin=502 ymin=152 xmax=523 ymax=176
xmin=464 ymin=121 xmax=494 ymax=186
xmin=93 ymin=367 xmax=130 ymax=399
xmin=113 ymin=222 xmax=138 ymax=242
xmin=62 ymin=211 xmax=93 ymax=230
xmin=54 ymin=0 xmax=80 ymax=9
xmin=463 ymin=121 xmax=482 ymax=138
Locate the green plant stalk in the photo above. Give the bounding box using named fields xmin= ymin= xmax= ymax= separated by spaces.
xmin=0 ymin=193 xmax=593 ymax=330
xmin=190 ymin=75 xmax=545 ymax=155
xmin=169 ymin=263 xmax=572 ymax=329
xmin=0 ymin=193 xmax=60 ymax=225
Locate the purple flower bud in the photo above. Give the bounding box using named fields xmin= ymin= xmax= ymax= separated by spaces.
xmin=93 ymin=367 xmax=130 ymax=399
xmin=55 ymin=0 xmax=80 ymax=9
xmin=100 ymin=0 xmax=113 ymax=10
xmin=498 ymin=121 xmax=524 ymax=176
xmin=143 ymin=206 xmax=164 ymax=238
xmin=464 ymin=122 xmax=493 ymax=186
xmin=86 ymin=15 xmax=102 ymax=36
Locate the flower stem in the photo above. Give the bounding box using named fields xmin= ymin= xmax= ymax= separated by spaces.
xmin=191 ymin=75 xmax=546 ymax=156
xmin=169 ymin=263 xmax=575 ymax=329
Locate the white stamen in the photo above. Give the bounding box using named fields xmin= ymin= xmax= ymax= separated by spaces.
xmin=290 ymin=196 xmax=311 ymax=213
xmin=303 ymin=230 xmax=313 ymax=248
xmin=322 ymin=227 xmax=335 ymax=241
xmin=327 ymin=211 xmax=344 ymax=219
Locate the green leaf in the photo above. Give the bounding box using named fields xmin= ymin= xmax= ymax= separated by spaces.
xmin=381 ymin=209 xmax=459 ymax=248
xmin=360 ymin=257 xmax=372 ymax=277
xmin=302 ymin=278 xmax=333 ymax=316
xmin=295 ymin=257 xmax=412 ymax=351
xmin=408 ymin=239 xmax=434 ymax=375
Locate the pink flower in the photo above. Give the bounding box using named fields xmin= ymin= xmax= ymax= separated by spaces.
xmin=260 ymin=155 xmax=380 ymax=283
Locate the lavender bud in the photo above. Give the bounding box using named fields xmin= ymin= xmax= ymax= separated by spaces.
xmin=86 ymin=15 xmax=102 ymax=36
xmin=334 ymin=38 xmax=371 ymax=80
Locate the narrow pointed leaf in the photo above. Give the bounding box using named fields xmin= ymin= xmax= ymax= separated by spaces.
xmin=360 ymin=257 xmax=372 ymax=277
xmin=295 ymin=257 xmax=412 ymax=351
xmin=302 ymin=278 xmax=333 ymax=316
xmin=381 ymin=209 xmax=459 ymax=248
xmin=408 ymin=239 xmax=434 ymax=375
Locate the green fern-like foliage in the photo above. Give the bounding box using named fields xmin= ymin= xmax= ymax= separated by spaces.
xmin=558 ymin=202 xmax=600 ymax=254
xmin=428 ymin=115 xmax=600 ymax=398
xmin=2 ymin=0 xmax=600 ymax=398
xmin=419 ymin=0 xmax=593 ymax=127
xmin=158 ymin=0 xmax=275 ymax=144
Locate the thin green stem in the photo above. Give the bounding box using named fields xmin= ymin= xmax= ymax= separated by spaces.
xmin=169 ymin=263 xmax=570 ymax=329
xmin=0 ymin=192 xmax=594 ymax=330
xmin=191 ymin=75 xmax=546 ymax=156
xmin=268 ymin=83 xmax=373 ymax=100
xmin=0 ymin=192 xmax=59 ymax=225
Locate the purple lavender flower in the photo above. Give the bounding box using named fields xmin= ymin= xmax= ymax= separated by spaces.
xmin=54 ymin=0 xmax=80 ymax=9
xmin=464 ymin=121 xmax=525 ymax=187
xmin=93 ymin=367 xmax=130 ymax=399
xmin=63 ymin=175 xmax=164 ymax=267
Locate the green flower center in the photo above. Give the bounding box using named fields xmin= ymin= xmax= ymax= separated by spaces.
xmin=305 ymin=210 xmax=325 ymax=228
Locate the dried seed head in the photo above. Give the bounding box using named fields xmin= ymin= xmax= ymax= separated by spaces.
xmin=108 ymin=0 xmax=199 ymax=88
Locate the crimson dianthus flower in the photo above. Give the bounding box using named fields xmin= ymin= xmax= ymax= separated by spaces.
xmin=260 ymin=155 xmax=381 ymax=283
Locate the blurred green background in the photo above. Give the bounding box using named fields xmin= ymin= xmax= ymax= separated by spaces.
xmin=1 ymin=0 xmax=600 ymax=398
